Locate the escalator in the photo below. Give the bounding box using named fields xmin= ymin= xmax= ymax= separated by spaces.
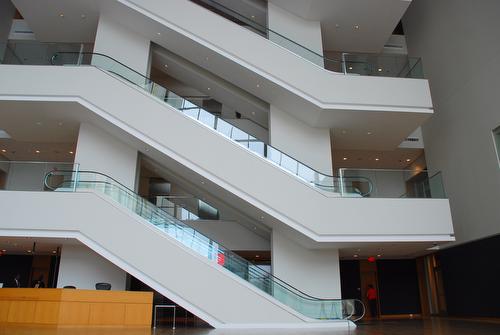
xmin=43 ymin=169 xmax=365 ymax=325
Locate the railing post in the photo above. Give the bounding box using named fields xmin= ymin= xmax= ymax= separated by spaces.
xmin=339 ymin=168 xmax=345 ymax=197
xmin=73 ymin=163 xmax=80 ymax=192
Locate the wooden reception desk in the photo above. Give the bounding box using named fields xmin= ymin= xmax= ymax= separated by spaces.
xmin=0 ymin=288 xmax=153 ymax=327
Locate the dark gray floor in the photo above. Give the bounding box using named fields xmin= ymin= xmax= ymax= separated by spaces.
xmin=1 ymin=318 xmax=500 ymax=335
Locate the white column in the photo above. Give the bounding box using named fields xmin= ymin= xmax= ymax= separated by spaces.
xmin=75 ymin=123 xmax=138 ymax=190
xmin=267 ymin=3 xmax=324 ymax=67
xmin=93 ymin=14 xmax=151 ymax=75
xmin=269 ymin=105 xmax=333 ymax=175
xmin=57 ymin=244 xmax=126 ymax=290
xmin=272 ymin=229 xmax=341 ymax=299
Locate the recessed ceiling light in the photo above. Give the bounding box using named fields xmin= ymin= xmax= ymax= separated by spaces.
xmin=69 ymin=151 xmax=74 ymax=154
xmin=52 ymin=250 xmax=57 ymax=254
xmin=377 ymin=254 xmax=382 ymax=257
xmin=164 ymin=64 xmax=168 ymax=68
xmin=255 ymin=254 xmax=260 ymax=258
xmin=156 ymin=32 xmax=161 ymax=36
xmin=348 ymin=66 xmax=353 ymax=70
xmin=59 ymin=13 xmax=64 ymax=18
xmin=367 ymin=131 xmax=373 ymax=135
xmin=343 ymin=157 xmax=348 ymax=161
xmin=1 ymin=149 xmax=6 ymax=153
xmin=1 ymin=249 xmax=6 ymax=252
xmin=378 ymin=68 xmax=383 ymax=72
xmin=354 ymin=25 xmax=359 ymax=30
xmin=207 ymin=87 xmax=211 ymax=90
xmin=35 ymin=150 xmax=41 ymax=154
xmin=375 ymin=158 xmax=380 ymax=161
xmin=251 ymin=111 xmax=255 ymax=115
xmin=251 ymin=15 xmax=255 ymax=19
xmin=27 ymin=250 xmax=32 ymax=253
xmin=406 ymin=158 xmax=411 ymax=162
xmin=256 ymin=84 xmax=260 ymax=88
xmin=353 ymin=254 xmax=359 ymax=258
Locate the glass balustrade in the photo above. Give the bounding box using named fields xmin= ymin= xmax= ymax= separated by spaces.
xmin=44 ymin=169 xmax=365 ymax=321
xmin=188 ymin=0 xmax=423 ymax=78
xmin=0 ymin=161 xmax=78 ymax=191
xmin=48 ymin=51 xmax=372 ymax=196
xmin=338 ymin=168 xmax=446 ymax=198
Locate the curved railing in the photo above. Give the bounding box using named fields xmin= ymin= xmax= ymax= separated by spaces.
xmin=50 ymin=51 xmax=373 ymax=197
xmin=44 ymin=169 xmax=365 ymax=321
xmin=189 ymin=0 xmax=423 ymax=78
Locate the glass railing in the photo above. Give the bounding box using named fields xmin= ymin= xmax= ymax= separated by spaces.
xmin=338 ymin=168 xmax=446 ymax=198
xmin=44 ymin=169 xmax=365 ymax=321
xmin=47 ymin=51 xmax=371 ymax=197
xmin=155 ymin=195 xmax=200 ymax=221
xmin=189 ymin=0 xmax=423 ymax=78
xmin=0 ymin=161 xmax=78 ymax=191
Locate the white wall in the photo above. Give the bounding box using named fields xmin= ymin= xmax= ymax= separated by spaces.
xmin=267 ymin=3 xmax=324 ymax=67
xmin=93 ymin=14 xmax=151 ymax=75
xmin=57 ymin=243 xmax=126 ymax=290
xmin=187 ymin=220 xmax=270 ymax=251
xmin=75 ymin=123 xmax=138 ymax=190
xmin=270 ymin=105 xmax=333 ymax=174
xmin=3 ymin=162 xmax=75 ymax=191
xmin=404 ymin=0 xmax=500 ymax=245
xmin=272 ymin=229 xmax=341 ymax=299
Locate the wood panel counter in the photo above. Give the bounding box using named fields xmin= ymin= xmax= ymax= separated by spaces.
xmin=0 ymin=288 xmax=153 ymax=327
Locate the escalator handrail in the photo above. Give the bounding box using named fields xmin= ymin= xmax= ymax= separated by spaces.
xmin=44 ymin=169 xmax=359 ymax=307
xmin=50 ymin=51 xmax=373 ymax=196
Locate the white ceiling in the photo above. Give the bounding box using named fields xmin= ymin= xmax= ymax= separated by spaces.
xmin=269 ymin=0 xmax=411 ymax=53
xmin=333 ymin=148 xmax=424 ymax=170
xmin=0 ymin=101 xmax=79 ymax=161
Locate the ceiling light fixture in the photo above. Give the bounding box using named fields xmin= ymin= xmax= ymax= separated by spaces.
xmin=207 ymin=87 xmax=211 ymax=90
xmin=353 ymin=254 xmax=359 ymax=258
xmin=256 ymin=84 xmax=260 ymax=88
xmin=406 ymin=158 xmax=411 ymax=162
xmin=348 ymin=66 xmax=353 ymax=70
xmin=69 ymin=151 xmax=74 ymax=154
xmin=1 ymin=249 xmax=6 ymax=252
xmin=52 ymin=250 xmax=57 ymax=254
xmin=27 ymin=250 xmax=32 ymax=253
xmin=377 ymin=254 xmax=382 ymax=257
xmin=378 ymin=68 xmax=383 ymax=72
xmin=343 ymin=157 xmax=348 ymax=161
xmin=59 ymin=13 xmax=64 ymax=18
xmin=1 ymin=149 xmax=6 ymax=153
xmin=367 ymin=131 xmax=373 ymax=135
xmin=164 ymin=64 xmax=168 ymax=68
xmin=156 ymin=32 xmax=161 ymax=36
xmin=35 ymin=150 xmax=41 ymax=154
xmin=255 ymin=255 xmax=260 ymax=258
xmin=354 ymin=25 xmax=359 ymax=30
xmin=375 ymin=158 xmax=380 ymax=161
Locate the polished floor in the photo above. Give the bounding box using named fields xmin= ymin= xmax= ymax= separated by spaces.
xmin=1 ymin=318 xmax=500 ymax=335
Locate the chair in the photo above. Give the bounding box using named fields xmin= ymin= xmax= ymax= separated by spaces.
xmin=95 ymin=282 xmax=112 ymax=290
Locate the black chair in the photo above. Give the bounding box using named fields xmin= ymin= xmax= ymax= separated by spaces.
xmin=95 ymin=282 xmax=112 ymax=290
xmin=63 ymin=285 xmax=76 ymax=289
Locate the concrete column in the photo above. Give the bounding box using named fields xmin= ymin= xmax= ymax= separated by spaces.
xmin=271 ymin=229 xmax=341 ymax=299
xmin=93 ymin=14 xmax=151 ymax=76
xmin=75 ymin=123 xmax=138 ymax=190
xmin=267 ymin=3 xmax=324 ymax=67
xmin=269 ymin=105 xmax=333 ymax=175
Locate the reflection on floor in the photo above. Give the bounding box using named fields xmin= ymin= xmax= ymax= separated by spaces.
xmin=2 ymin=318 xmax=500 ymax=335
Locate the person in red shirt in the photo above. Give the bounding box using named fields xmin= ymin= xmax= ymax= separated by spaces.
xmin=366 ymin=284 xmax=378 ymax=319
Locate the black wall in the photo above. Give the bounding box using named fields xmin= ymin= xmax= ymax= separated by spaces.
xmin=377 ymin=260 xmax=421 ymax=315
xmin=439 ymin=234 xmax=500 ymax=317
xmin=339 ymin=260 xmax=361 ymax=300
xmin=0 ymin=255 xmax=33 ymax=287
